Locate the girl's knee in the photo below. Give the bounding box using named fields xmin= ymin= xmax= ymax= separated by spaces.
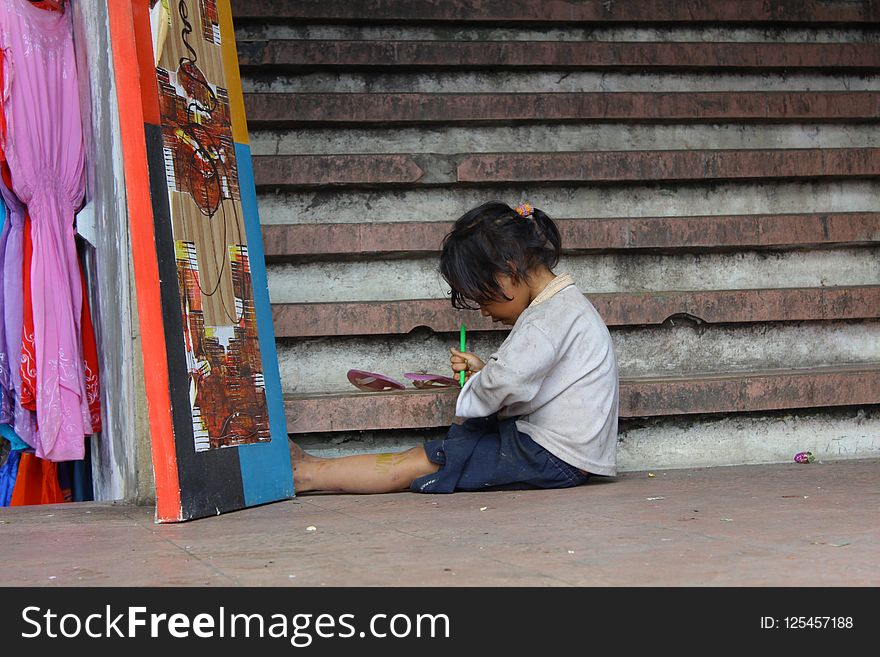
xmin=404 ymin=446 xmax=440 ymax=478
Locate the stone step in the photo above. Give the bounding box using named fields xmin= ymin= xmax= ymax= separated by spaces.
xmin=241 ymin=70 xmax=880 ymax=95
xmin=236 ymin=40 xmax=880 ymax=71
xmin=247 ymin=124 xmax=880 ymax=158
xmin=271 ymin=286 xmax=880 ymax=337
xmin=283 ymin=363 xmax=880 ymax=433
xmin=461 ymin=148 xmax=880 ymax=185
xmin=235 ymin=24 xmax=880 ymax=44
xmin=267 ymin=248 xmax=878 ymax=303
xmin=244 ymin=91 xmax=880 ymax=127
xmin=252 ymin=148 xmax=880 ymax=188
xmin=254 ymin=181 xmax=879 ymax=225
xmin=230 ymin=1 xmax=880 ymax=25
xmin=293 ymin=406 xmax=880 ymax=466
xmin=261 ymin=212 xmax=880 ymax=259
xmin=277 ymin=321 xmax=880 ymax=395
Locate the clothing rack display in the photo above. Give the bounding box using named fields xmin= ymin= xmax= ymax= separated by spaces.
xmin=0 ymin=0 xmax=99 ymax=505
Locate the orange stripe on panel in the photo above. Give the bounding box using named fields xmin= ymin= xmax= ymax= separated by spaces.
xmin=107 ymin=0 xmax=181 ymax=521
xmin=131 ymin=0 xmax=162 ymax=126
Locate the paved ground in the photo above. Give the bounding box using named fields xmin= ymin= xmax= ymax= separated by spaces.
xmin=1 ymin=458 xmax=878 ymax=586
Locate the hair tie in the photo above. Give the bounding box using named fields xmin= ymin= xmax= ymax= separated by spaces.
xmin=514 ymin=202 xmax=534 ymax=218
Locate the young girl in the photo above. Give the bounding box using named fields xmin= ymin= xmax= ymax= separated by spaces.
xmin=289 ymin=201 xmax=619 ymax=494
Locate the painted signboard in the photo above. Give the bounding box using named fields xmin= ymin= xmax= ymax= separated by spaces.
xmin=109 ymin=0 xmax=293 ymax=521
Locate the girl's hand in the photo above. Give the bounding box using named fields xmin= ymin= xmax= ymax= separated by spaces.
xmin=450 ymin=348 xmax=485 ymax=381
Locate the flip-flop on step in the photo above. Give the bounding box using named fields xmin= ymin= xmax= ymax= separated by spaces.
xmin=404 ymin=372 xmax=459 ymax=389
xmin=347 ymin=369 xmax=406 ymax=392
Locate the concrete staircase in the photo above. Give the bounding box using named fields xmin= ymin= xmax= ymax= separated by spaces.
xmin=230 ymin=0 xmax=880 ymax=469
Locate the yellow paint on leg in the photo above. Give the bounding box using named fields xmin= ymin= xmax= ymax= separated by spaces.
xmin=374 ymin=453 xmax=410 ymax=474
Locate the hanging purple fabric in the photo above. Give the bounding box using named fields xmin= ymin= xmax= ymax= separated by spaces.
xmin=0 ymin=176 xmax=36 ymax=447
xmin=0 ymin=0 xmax=90 ymax=461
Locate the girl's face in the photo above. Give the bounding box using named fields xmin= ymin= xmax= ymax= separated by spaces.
xmin=477 ymin=274 xmax=531 ymax=326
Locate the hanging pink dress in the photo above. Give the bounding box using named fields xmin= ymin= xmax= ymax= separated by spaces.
xmin=0 ymin=175 xmax=37 ymax=448
xmin=0 ymin=0 xmax=90 ymax=460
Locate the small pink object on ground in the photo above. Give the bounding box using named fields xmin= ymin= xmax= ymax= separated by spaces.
xmin=794 ymin=451 xmax=816 ymax=464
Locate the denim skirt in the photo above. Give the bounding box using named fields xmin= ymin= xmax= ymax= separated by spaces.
xmin=410 ymin=414 xmax=590 ymax=494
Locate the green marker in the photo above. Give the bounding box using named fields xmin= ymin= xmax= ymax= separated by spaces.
xmin=459 ymin=323 xmax=466 ymax=387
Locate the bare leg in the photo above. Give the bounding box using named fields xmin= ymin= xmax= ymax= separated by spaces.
xmin=289 ymin=441 xmax=439 ymax=494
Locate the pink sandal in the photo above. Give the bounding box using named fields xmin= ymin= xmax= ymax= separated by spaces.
xmin=346 ymin=369 xmax=406 ymax=392
xmin=346 ymin=369 xmax=458 ymax=392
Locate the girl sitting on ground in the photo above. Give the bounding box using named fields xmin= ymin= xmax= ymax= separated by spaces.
xmin=289 ymin=200 xmax=619 ymax=494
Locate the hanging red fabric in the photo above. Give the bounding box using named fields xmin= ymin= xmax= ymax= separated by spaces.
xmin=9 ymin=452 xmax=65 ymax=505
xmin=79 ymin=259 xmax=101 ymax=432
xmin=31 ymin=1 xmax=64 ymax=13
xmin=19 ymin=212 xmax=36 ymax=411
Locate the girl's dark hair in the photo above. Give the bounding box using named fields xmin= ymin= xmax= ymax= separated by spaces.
xmin=439 ymin=201 xmax=562 ymax=310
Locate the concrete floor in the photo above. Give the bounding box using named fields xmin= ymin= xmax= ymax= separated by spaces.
xmin=1 ymin=458 xmax=878 ymax=587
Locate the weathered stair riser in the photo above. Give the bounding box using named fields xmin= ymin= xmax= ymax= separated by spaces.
xmin=231 ymin=0 xmax=880 ymax=470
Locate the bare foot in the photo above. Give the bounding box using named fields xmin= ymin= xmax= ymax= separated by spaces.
xmin=288 ymin=439 xmax=322 ymax=493
xmin=288 ymin=439 xmax=317 ymax=465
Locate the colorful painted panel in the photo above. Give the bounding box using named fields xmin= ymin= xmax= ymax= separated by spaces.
xmin=108 ymin=0 xmax=292 ymax=521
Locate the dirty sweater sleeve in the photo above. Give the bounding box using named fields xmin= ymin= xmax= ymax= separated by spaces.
xmin=455 ymin=321 xmax=557 ymax=418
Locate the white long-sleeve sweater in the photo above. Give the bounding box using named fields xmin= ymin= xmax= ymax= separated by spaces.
xmin=455 ymin=278 xmax=619 ymax=476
